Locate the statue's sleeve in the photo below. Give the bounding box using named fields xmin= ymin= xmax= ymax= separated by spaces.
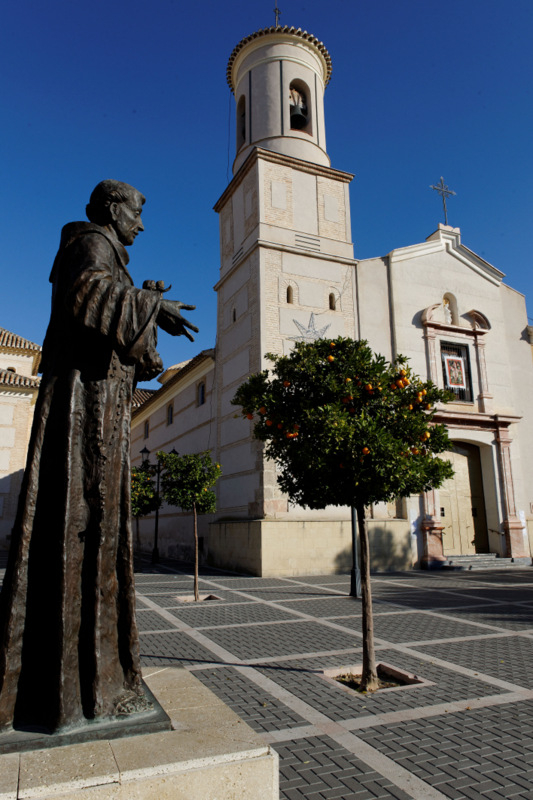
xmin=64 ymin=233 xmax=160 ymax=364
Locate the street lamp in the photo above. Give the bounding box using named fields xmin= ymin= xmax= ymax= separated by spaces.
xmin=140 ymin=446 xmax=161 ymax=564
xmin=139 ymin=446 xmax=179 ymax=565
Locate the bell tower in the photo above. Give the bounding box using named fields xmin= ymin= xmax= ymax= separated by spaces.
xmin=228 ymin=26 xmax=332 ymax=172
xmin=211 ymin=26 xmax=357 ymax=571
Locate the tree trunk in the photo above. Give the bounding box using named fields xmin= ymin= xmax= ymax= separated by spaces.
xmin=193 ymin=503 xmax=199 ymax=602
xmin=357 ymin=503 xmax=379 ymax=692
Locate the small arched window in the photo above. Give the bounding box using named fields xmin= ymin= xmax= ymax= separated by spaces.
xmin=6 ymin=367 xmax=16 ymax=373
xmin=143 ymin=420 xmax=149 ymax=439
xmin=232 ymin=307 xmax=237 ymax=323
xmin=167 ymin=404 xmax=174 ymax=425
xmin=286 ymin=285 xmax=294 ymax=304
xmin=329 ymin=293 xmax=336 ymax=311
xmin=443 ymin=293 xmax=459 ymax=325
xmin=198 ymin=382 xmax=206 ymax=406
xmin=236 ymin=95 xmax=246 ymax=151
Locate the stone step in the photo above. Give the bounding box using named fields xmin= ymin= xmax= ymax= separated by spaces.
xmin=441 ymin=554 xmax=532 ymax=570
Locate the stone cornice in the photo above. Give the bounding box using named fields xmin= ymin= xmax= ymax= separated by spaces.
xmin=214 ymin=147 xmax=354 ymax=212
xmin=434 ymin=408 xmax=521 ymax=431
xmin=213 ymin=238 xmax=356 ymax=292
xmin=227 ymin=26 xmax=332 ymax=92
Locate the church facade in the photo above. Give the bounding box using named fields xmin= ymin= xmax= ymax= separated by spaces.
xmin=131 ymin=26 xmax=533 ymax=574
xmin=0 ymin=328 xmax=41 ymax=549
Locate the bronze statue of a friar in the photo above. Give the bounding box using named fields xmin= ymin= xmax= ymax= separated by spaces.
xmin=0 ymin=180 xmax=197 ymax=733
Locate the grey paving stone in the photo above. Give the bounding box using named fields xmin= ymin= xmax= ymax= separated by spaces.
xmin=194 ymin=666 xmax=307 ymax=733
xmin=371 ymin=610 xmax=488 ymax=642
xmin=160 ymin=600 xmax=298 ymax=628
xmin=201 ymin=620 xmax=359 ymax=660
xmin=243 ymin=586 xmax=340 ymax=599
xmin=275 ymin=597 xmax=363 ymax=617
xmin=357 ymin=701 xmax=533 ymax=799
xmin=135 ymin=610 xmax=178 ymax=632
xmin=139 ymin=631 xmax=217 ymax=667
xmin=420 ymin=635 xmax=533 ymax=689
xmin=276 ymin=736 xmax=413 ymax=800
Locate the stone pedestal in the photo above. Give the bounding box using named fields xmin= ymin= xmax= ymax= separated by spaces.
xmin=0 ymin=668 xmax=279 ymax=799
xmin=420 ymin=520 xmax=447 ymax=569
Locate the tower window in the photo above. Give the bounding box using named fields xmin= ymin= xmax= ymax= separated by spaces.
xmin=236 ymin=95 xmax=246 ymax=151
xmin=289 ymin=82 xmax=310 ymax=131
xmin=143 ymin=420 xmax=149 ymax=439
xmin=329 ymin=293 xmax=336 ymax=311
xmin=198 ymin=382 xmax=206 ymax=406
xmin=167 ymin=404 xmax=174 ymax=425
xmin=286 ymin=285 xmax=294 ymax=304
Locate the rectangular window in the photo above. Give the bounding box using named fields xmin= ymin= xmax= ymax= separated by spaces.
xmin=167 ymin=405 xmax=174 ymax=425
xmin=143 ymin=420 xmax=149 ymax=439
xmin=441 ymin=341 xmax=473 ymax=402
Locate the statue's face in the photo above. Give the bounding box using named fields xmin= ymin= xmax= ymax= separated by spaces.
xmin=109 ymin=193 xmax=144 ymax=246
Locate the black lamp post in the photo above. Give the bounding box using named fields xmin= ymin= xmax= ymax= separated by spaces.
xmin=140 ymin=446 xmax=179 ymax=565
xmin=140 ymin=446 xmax=160 ymax=564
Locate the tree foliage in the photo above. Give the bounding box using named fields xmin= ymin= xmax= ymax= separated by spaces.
xmin=157 ymin=451 xmax=222 ymax=514
xmin=232 ymin=338 xmax=454 ymax=509
xmin=131 ymin=464 xmax=161 ymax=518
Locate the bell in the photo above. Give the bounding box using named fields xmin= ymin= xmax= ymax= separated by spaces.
xmin=290 ymin=104 xmax=307 ymax=130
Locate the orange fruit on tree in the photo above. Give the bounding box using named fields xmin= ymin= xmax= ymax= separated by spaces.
xmin=246 ymin=413 xmax=253 ymax=420
xmin=362 ymin=446 xmax=370 ymax=455
xmin=266 ymin=419 xmax=273 ymax=427
xmin=283 ymin=380 xmax=291 ymax=387
xmin=259 ymin=406 xmax=266 ymax=414
xmin=327 ymin=355 xmax=335 ymax=362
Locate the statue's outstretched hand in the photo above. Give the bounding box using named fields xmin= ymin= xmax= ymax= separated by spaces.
xmin=157 ymin=299 xmax=199 ymax=341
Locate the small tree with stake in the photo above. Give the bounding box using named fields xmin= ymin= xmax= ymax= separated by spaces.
xmin=157 ymin=451 xmax=222 ymax=601
xmin=232 ymin=338 xmax=454 ymax=691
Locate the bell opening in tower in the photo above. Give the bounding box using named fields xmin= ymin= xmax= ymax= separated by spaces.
xmin=289 ymin=82 xmax=310 ymax=133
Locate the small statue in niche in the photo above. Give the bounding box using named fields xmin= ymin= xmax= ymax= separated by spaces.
xmin=443 ymin=297 xmax=453 ymax=324
xmin=0 ymin=180 xmax=198 ymax=734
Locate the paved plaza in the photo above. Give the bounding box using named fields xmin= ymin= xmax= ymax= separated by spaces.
xmin=1 ymin=555 xmax=532 ymax=798
xmin=135 ymin=561 xmax=533 ymax=799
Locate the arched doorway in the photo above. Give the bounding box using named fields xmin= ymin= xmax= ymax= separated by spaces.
xmin=439 ymin=442 xmax=489 ymax=555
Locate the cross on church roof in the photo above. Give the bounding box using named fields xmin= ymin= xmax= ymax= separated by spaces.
xmin=430 ymin=176 xmax=456 ymax=226
xmin=274 ymin=1 xmax=281 ymax=27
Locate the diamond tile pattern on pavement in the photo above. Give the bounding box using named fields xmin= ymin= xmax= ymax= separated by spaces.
xmin=133 ymin=561 xmax=533 ymax=800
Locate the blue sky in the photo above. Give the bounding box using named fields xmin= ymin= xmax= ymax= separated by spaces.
xmin=2 ymin=0 xmax=532 ymax=386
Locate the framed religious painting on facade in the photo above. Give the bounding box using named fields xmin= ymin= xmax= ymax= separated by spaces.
xmin=444 ymin=355 xmax=466 ymax=389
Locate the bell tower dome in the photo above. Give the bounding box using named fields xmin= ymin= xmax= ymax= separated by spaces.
xmin=227 ymin=26 xmax=333 ymax=172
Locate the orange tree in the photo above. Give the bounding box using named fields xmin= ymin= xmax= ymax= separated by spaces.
xmin=232 ymin=337 xmax=453 ymax=691
xmin=157 ymin=451 xmax=222 ymax=601
xmin=131 ymin=464 xmax=161 ymax=519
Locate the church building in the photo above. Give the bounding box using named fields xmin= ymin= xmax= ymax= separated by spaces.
xmin=131 ymin=25 xmax=533 ymax=574
xmin=0 ymin=328 xmax=41 ymax=549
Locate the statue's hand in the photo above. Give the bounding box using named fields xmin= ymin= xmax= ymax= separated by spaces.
xmin=157 ymin=299 xmax=198 ymax=341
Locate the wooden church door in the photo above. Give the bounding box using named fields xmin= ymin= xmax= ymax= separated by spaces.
xmin=439 ymin=443 xmax=489 ymax=555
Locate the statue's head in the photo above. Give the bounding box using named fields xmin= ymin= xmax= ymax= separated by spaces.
xmin=86 ymin=179 xmax=145 ymax=246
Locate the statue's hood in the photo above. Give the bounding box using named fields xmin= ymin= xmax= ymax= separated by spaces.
xmin=50 ymin=222 xmax=129 ymax=283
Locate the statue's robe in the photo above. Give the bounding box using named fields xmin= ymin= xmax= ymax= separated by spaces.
xmin=0 ymin=222 xmax=162 ymax=732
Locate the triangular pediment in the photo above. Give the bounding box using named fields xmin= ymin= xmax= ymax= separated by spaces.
xmin=388 ymin=225 xmax=504 ymax=287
